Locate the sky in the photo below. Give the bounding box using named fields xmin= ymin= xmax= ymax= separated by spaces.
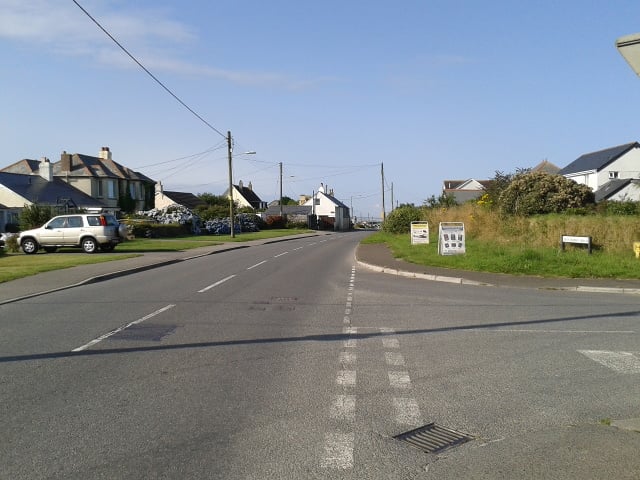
xmin=3 ymin=1 xmax=640 ymax=221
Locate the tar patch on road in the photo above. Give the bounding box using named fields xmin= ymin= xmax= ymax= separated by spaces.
xmin=111 ymin=324 xmax=177 ymax=342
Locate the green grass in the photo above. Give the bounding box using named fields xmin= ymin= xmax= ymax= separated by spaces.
xmin=0 ymin=253 xmax=141 ymax=283
xmin=0 ymin=229 xmax=316 ymax=283
xmin=364 ymin=231 xmax=640 ymax=279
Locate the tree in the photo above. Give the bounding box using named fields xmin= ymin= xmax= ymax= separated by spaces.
xmin=423 ymin=192 xmax=457 ymax=209
xmin=197 ymin=193 xmax=228 ymax=207
xmin=382 ymin=205 xmax=423 ymax=233
xmin=19 ymin=204 xmax=53 ymax=230
xmin=281 ymin=196 xmax=298 ymax=206
xmin=499 ymin=171 xmax=594 ymax=216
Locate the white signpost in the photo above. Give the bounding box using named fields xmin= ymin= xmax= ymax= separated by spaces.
xmin=410 ymin=221 xmax=430 ymax=245
xmin=438 ymin=222 xmax=466 ymax=255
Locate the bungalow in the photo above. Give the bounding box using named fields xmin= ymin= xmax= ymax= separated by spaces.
xmin=155 ymin=181 xmax=207 ymax=210
xmin=223 ymin=180 xmax=267 ymax=210
xmin=442 ymin=179 xmax=492 ymax=204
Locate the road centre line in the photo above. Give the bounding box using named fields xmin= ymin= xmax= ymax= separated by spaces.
xmin=198 ymin=274 xmax=237 ymax=292
xmin=72 ymin=304 xmax=176 ymax=352
xmin=273 ymin=251 xmax=289 ymax=258
xmin=246 ymin=261 xmax=267 ymax=270
xmin=293 ymin=246 xmax=304 ymax=251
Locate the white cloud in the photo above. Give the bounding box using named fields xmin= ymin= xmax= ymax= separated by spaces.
xmin=0 ymin=0 xmax=327 ymax=91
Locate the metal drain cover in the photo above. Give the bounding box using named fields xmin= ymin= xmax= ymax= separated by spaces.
xmin=394 ymin=423 xmax=471 ymax=454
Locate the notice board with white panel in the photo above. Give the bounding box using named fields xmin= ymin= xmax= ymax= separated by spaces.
xmin=438 ymin=222 xmax=466 ymax=255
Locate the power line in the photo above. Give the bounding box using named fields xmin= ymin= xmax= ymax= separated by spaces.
xmin=71 ymin=0 xmax=226 ymax=139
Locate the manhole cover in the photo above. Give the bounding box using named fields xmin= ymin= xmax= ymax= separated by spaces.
xmin=394 ymin=423 xmax=471 ymax=454
xmin=111 ymin=324 xmax=177 ymax=342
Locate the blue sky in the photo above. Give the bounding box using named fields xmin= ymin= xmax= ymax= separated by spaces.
xmin=2 ymin=1 xmax=640 ymax=220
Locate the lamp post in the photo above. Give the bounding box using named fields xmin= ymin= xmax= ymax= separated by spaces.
xmin=226 ymin=130 xmax=256 ymax=238
xmin=616 ymin=33 xmax=640 ymax=76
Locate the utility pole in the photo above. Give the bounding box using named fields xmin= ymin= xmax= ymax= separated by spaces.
xmin=391 ymin=182 xmax=394 ymax=213
xmin=381 ymin=162 xmax=386 ymax=221
xmin=227 ymin=131 xmax=235 ymax=238
xmin=279 ymin=162 xmax=283 ymax=218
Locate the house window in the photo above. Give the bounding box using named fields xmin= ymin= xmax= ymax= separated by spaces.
xmin=107 ymin=180 xmax=116 ymax=199
xmin=130 ymin=183 xmax=136 ymax=199
xmin=97 ymin=180 xmax=104 ymax=198
xmin=609 ymin=171 xmax=619 ymax=179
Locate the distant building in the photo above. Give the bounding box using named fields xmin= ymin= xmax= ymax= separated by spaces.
xmin=155 ymin=182 xmax=207 ymax=210
xmin=223 ymin=180 xmax=267 ymax=210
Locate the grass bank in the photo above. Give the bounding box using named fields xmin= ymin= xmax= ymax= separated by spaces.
xmin=364 ymin=230 xmax=640 ymax=279
xmin=0 ymin=228 xmax=315 ymax=283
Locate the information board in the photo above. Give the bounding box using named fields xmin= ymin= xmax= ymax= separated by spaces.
xmin=410 ymin=221 xmax=430 ymax=245
xmin=438 ymin=222 xmax=466 ymax=255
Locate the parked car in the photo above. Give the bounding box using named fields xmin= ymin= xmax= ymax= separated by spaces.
xmin=19 ymin=214 xmax=128 ymax=254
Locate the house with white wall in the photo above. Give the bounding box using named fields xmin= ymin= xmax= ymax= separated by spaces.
xmin=559 ymin=142 xmax=640 ymax=200
xmin=302 ymin=183 xmax=350 ymax=230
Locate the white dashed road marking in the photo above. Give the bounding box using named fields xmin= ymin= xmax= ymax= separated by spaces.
xmin=198 ymin=274 xmax=236 ymax=292
xmin=321 ymin=433 xmax=354 ymax=469
xmin=579 ymin=350 xmax=640 ymax=374
xmin=72 ymin=304 xmax=176 ymax=352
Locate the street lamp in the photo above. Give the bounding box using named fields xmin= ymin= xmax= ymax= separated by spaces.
xmin=226 ymin=130 xmax=256 ymax=238
xmin=616 ymin=33 xmax=640 ymax=76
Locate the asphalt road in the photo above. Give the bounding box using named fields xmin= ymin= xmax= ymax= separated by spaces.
xmin=1 ymin=231 xmax=639 ymax=479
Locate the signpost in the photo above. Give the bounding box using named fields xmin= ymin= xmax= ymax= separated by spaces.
xmin=410 ymin=221 xmax=430 ymax=245
xmin=438 ymin=222 xmax=466 ymax=255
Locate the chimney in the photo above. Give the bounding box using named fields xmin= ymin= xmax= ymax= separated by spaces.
xmin=238 ymin=180 xmax=243 ymax=189
xmin=248 ymin=181 xmax=253 ymax=191
xmin=155 ymin=181 xmax=163 ymax=195
xmin=99 ymin=146 xmax=112 ymax=161
xmin=60 ymin=151 xmax=72 ymax=172
xmin=39 ymin=157 xmax=53 ymax=182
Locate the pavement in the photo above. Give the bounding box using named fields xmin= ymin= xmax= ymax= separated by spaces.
xmin=4 ymin=232 xmax=640 ymax=306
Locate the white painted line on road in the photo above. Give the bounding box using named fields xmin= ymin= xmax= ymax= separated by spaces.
xmin=72 ymin=304 xmax=176 ymax=352
xmin=343 ymin=327 xmax=357 ymax=335
xmin=343 ymin=316 xmax=350 ymax=324
xmin=493 ymin=329 xmax=635 ymax=334
xmin=246 ymin=261 xmax=267 ymax=270
xmin=393 ymin=397 xmax=422 ymax=426
xmin=344 ymin=339 xmax=357 ymax=348
xmin=273 ymin=251 xmax=288 ymax=258
xmin=320 ymin=432 xmax=354 ymax=469
xmin=293 ymin=246 xmax=304 ymax=251
xmin=382 ymin=337 xmax=400 ymax=349
xmin=385 ymin=352 xmax=406 ymax=366
xmin=336 ymin=370 xmax=356 ymax=386
xmin=340 ymin=351 xmax=357 ymax=365
xmin=578 ymin=350 xmax=640 ymax=374
xmin=380 ymin=327 xmax=395 ymax=333
xmin=329 ymin=395 xmax=356 ymax=421
xmin=388 ymin=371 xmax=412 ymax=389
xmin=198 ymin=274 xmax=237 ymax=292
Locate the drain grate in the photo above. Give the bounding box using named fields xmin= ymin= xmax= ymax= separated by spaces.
xmin=394 ymin=423 xmax=471 ymax=454
xmin=111 ymin=324 xmax=177 ymax=342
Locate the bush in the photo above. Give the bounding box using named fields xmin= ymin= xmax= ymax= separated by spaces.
xmin=20 ymin=204 xmax=53 ymax=230
xmin=265 ymin=216 xmax=286 ymax=229
xmin=499 ymin=172 xmax=594 ymax=216
xmin=127 ymin=222 xmax=190 ymax=238
xmin=382 ymin=205 xmax=423 ymax=234
xmin=4 ymin=234 xmax=20 ymax=253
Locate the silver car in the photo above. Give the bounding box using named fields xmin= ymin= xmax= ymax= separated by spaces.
xmin=19 ymin=214 xmax=128 ymax=254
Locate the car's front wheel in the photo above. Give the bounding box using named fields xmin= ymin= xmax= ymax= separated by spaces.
xmin=81 ymin=237 xmax=98 ymax=254
xmin=21 ymin=238 xmax=39 ymax=254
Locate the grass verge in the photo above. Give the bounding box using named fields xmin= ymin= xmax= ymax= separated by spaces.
xmin=363 ymin=231 xmax=640 ymax=279
xmin=0 ymin=229 xmax=316 ymax=283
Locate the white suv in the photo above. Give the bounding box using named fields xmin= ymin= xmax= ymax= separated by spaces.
xmin=19 ymin=214 xmax=127 ymax=254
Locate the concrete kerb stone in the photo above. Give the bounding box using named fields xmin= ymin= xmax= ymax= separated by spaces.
xmin=355 ymin=259 xmax=493 ymax=287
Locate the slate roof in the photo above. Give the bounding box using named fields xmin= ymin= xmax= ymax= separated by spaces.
xmin=263 ymin=205 xmax=312 ymax=216
xmin=559 ymin=142 xmax=640 ymax=175
xmin=322 ymin=192 xmax=348 ymax=208
xmin=531 ymin=160 xmax=561 ymax=174
xmin=594 ymin=178 xmax=636 ymax=202
xmin=0 ymin=172 xmax=106 ymax=209
xmin=2 ymin=155 xmax=155 ymax=183
xmin=162 ymin=191 xmax=206 ymax=210
xmin=234 ymin=184 xmax=264 ymax=209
